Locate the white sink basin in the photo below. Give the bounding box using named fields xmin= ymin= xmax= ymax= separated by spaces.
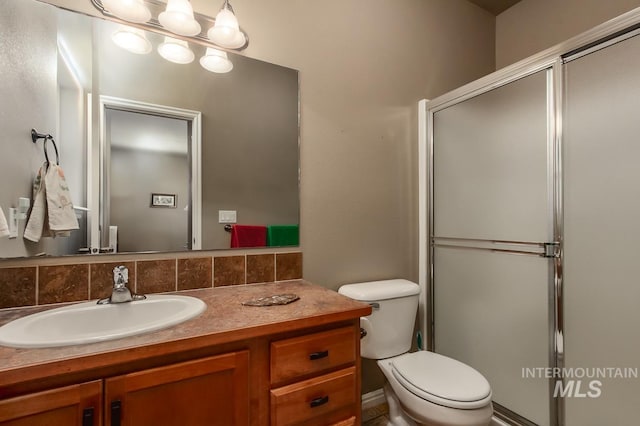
xmin=0 ymin=295 xmax=206 ymax=348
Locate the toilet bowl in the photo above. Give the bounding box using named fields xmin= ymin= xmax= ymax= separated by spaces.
xmin=378 ymin=352 xmax=493 ymax=426
xmin=338 ymin=279 xmax=493 ymax=426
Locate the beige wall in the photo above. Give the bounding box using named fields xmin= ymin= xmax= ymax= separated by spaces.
xmin=218 ymin=0 xmax=496 ymax=290
xmin=496 ymin=0 xmax=640 ymax=68
xmin=20 ymin=0 xmax=496 ymax=394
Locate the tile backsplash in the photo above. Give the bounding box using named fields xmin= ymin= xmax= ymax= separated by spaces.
xmin=0 ymin=252 xmax=302 ymax=310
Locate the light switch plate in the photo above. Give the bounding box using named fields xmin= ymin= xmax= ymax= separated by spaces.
xmin=218 ymin=210 xmax=237 ymax=223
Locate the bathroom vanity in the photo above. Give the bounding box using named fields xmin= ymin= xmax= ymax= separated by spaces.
xmin=0 ymin=281 xmax=371 ymax=425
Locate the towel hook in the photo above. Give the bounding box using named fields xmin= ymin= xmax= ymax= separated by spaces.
xmin=31 ymin=129 xmax=59 ymax=167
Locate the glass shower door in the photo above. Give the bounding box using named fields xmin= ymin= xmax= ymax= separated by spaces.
xmin=431 ymin=69 xmax=555 ymax=425
xmin=563 ymin=32 xmax=640 ymax=425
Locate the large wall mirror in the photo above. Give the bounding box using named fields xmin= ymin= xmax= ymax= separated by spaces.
xmin=0 ymin=0 xmax=299 ymax=259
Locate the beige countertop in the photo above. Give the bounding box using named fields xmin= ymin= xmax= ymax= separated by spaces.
xmin=0 ymin=280 xmax=371 ymax=395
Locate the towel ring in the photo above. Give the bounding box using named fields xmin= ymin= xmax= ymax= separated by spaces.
xmin=31 ymin=129 xmax=60 ymax=167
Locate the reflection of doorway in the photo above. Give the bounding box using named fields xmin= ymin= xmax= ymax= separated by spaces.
xmin=91 ymin=96 xmax=201 ymax=253
xmin=109 ymin=110 xmax=188 ymax=252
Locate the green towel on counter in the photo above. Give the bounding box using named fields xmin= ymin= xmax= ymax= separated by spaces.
xmin=266 ymin=225 xmax=299 ymax=247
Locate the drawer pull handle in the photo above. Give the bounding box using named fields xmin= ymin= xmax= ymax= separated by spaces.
xmin=310 ymin=395 xmax=329 ymax=408
xmin=309 ymin=350 xmax=329 ymax=360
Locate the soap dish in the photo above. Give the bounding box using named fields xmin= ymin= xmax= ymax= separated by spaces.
xmin=242 ymin=294 xmax=300 ymax=307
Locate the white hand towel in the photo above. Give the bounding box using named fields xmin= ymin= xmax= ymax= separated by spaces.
xmin=0 ymin=206 xmax=9 ymax=238
xmin=44 ymin=164 xmax=79 ymax=235
xmin=24 ymin=163 xmax=47 ymax=242
xmin=24 ymin=162 xmax=79 ymax=242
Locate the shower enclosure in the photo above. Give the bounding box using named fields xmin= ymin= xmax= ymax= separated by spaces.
xmin=419 ymin=8 xmax=640 ymax=426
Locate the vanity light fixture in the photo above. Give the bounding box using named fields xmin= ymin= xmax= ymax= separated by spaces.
xmin=207 ymin=0 xmax=246 ymax=49
xmin=92 ymin=0 xmax=249 ymax=51
xmin=199 ymin=47 xmax=233 ymax=73
xmin=111 ymin=26 xmax=152 ymax=54
xmin=158 ymin=0 xmax=201 ymax=37
xmin=157 ymin=36 xmax=195 ymax=64
xmin=102 ymin=0 xmax=151 ymax=23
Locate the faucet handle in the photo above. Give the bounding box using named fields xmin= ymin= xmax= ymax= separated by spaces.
xmin=113 ymin=266 xmax=129 ymax=287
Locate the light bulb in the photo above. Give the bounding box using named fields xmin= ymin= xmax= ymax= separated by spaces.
xmin=207 ymin=4 xmax=246 ymax=49
xmin=112 ymin=27 xmax=152 ymax=54
xmin=199 ymin=48 xmax=233 ymax=73
xmin=158 ymin=0 xmax=201 ymax=37
xmin=158 ymin=37 xmax=195 ymax=64
xmin=102 ymin=0 xmax=151 ymax=23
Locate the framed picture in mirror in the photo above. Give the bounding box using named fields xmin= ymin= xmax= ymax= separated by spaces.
xmin=151 ymin=193 xmax=177 ymax=208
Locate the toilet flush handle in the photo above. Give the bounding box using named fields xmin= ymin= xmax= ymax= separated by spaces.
xmin=360 ymin=316 xmax=372 ymax=339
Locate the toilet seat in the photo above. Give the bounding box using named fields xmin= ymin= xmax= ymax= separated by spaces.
xmin=391 ymin=351 xmax=492 ymax=410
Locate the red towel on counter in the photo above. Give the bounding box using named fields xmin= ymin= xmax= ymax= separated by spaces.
xmin=230 ymin=225 xmax=267 ymax=248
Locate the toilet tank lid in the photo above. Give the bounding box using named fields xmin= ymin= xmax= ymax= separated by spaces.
xmin=338 ymin=279 xmax=419 ymax=301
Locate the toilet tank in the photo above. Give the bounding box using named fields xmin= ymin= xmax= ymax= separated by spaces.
xmin=338 ymin=279 xmax=420 ymax=360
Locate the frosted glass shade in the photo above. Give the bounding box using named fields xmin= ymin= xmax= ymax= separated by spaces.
xmin=112 ymin=27 xmax=152 ymax=54
xmin=208 ymin=7 xmax=246 ymax=49
xmin=158 ymin=0 xmax=201 ymax=36
xmin=199 ymin=48 xmax=233 ymax=73
xmin=158 ymin=37 xmax=195 ymax=64
xmin=102 ymin=0 xmax=151 ymax=23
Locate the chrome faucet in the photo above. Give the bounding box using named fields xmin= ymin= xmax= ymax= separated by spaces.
xmin=97 ymin=266 xmax=146 ymax=304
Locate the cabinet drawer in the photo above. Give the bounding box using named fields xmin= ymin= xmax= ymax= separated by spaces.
xmin=331 ymin=417 xmax=356 ymax=426
xmin=270 ymin=367 xmax=356 ymax=426
xmin=271 ymin=326 xmax=356 ymax=384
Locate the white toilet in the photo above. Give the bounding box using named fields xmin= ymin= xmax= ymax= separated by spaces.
xmin=338 ymin=279 xmax=493 ymax=426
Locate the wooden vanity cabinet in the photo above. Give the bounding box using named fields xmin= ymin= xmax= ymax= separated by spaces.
xmin=0 ymin=380 xmax=102 ymax=426
xmin=0 ymin=324 xmax=361 ymax=426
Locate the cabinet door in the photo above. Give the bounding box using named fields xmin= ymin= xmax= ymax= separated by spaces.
xmin=105 ymin=351 xmax=249 ymax=426
xmin=0 ymin=380 xmax=102 ymax=426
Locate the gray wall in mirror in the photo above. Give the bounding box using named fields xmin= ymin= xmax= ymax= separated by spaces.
xmin=0 ymin=0 xmax=299 ymax=259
